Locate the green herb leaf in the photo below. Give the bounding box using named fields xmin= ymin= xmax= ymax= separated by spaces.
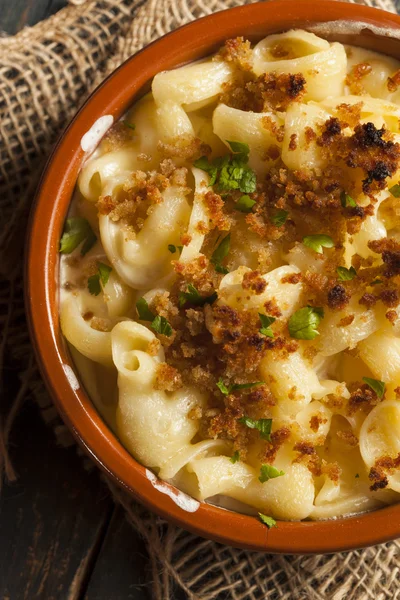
xmin=238 ymin=168 xmax=257 ymax=193
xmin=230 ymin=451 xmax=240 ymax=464
xmin=179 ymin=284 xmax=217 ymax=308
xmin=259 ymin=313 xmax=276 ymax=338
xmin=271 ymin=210 xmax=288 ymax=227
xmin=337 ymin=266 xmax=357 ymax=281
xmin=259 ymin=513 xmax=277 ymax=529
xmin=303 ymin=234 xmax=334 ymax=254
xmin=87 ymin=274 xmax=101 ymax=296
xmin=235 ymin=195 xmax=256 ymax=213
xmin=211 ymin=233 xmax=230 ymax=274
xmin=124 ymin=122 xmax=136 ymax=130
xmin=151 ymin=315 xmax=173 ymax=337
xmin=216 ymin=378 xmax=230 ymax=395
xmin=81 ymin=229 xmax=98 ymax=256
xmin=218 ymin=380 xmax=265 ymax=396
xmin=288 ymin=306 xmax=324 ymax=340
xmin=168 ymin=244 xmax=183 ymax=254
xmin=227 ymin=140 xmax=250 ymax=157
xmin=389 ymin=183 xmax=400 ymax=198
xmin=370 ymin=279 xmax=383 ymax=286
xmin=238 ymin=416 xmax=272 ymax=441
xmin=194 ymin=143 xmax=256 ymax=194
xmin=259 ymin=464 xmax=285 ymax=483
xmin=193 ymin=156 xmax=218 ymax=185
xmin=340 ymin=191 xmax=357 ymax=208
xmin=98 ymin=262 xmax=112 ymax=286
xmin=136 ymin=297 xmax=155 ymax=321
xmin=59 ymin=217 xmax=97 ymax=256
xmin=355 ymin=473 xmax=360 ymax=478
xmin=88 ymin=262 xmax=112 ymax=295
xmin=362 ymin=377 xmax=386 ymax=399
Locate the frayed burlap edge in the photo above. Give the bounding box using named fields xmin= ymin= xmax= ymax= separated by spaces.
xmin=1 ymin=0 xmax=400 ymax=598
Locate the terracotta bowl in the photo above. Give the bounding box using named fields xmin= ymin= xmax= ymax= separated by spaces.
xmin=27 ymin=0 xmax=400 ymax=553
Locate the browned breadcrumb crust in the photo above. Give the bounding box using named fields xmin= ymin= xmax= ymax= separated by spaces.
xmin=369 ymin=454 xmax=400 ymax=491
xmin=101 ymin=121 xmax=135 ymax=153
xmin=215 ymin=37 xmax=253 ymax=70
xmin=242 ymin=270 xmax=267 ymax=294
xmin=158 ymin=135 xmax=211 ymax=161
xmin=388 ymin=69 xmax=400 ymax=92
xmin=310 ymin=414 xmax=328 ymax=432
xmin=293 ymin=442 xmax=341 ymax=482
xmin=369 ymin=238 xmax=400 ymax=278
xmin=221 ymin=72 xmax=306 ymax=113
xmin=154 ymin=363 xmax=183 ymax=391
xmin=336 ymin=430 xmax=358 ymax=447
xmin=262 ymin=427 xmax=291 ymax=463
xmin=96 ymin=166 xmax=190 ymax=230
xmin=337 ymin=314 xmax=355 ymax=327
xmin=327 ymin=285 xmax=350 ymax=311
xmin=345 ymin=62 xmax=372 ymax=95
xmin=347 ymin=383 xmax=382 ymax=415
xmin=89 ymin=36 xmax=400 ymax=471
xmin=90 ymin=317 xmax=112 ymax=332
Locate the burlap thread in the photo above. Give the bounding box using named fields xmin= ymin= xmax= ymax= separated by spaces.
xmin=1 ymin=0 xmax=400 ymax=598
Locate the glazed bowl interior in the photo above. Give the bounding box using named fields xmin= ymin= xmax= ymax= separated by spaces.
xmin=27 ymin=0 xmax=400 ymax=553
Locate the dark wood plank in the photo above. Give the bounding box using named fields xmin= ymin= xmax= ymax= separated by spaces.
xmin=84 ymin=506 xmax=151 ymax=600
xmin=0 ymin=0 xmax=68 ymax=35
xmin=0 ymin=380 xmax=114 ymax=600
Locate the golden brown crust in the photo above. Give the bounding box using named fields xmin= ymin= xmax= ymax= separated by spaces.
xmin=154 ymin=363 xmax=183 ymax=392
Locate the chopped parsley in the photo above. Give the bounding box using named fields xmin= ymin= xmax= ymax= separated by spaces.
xmin=259 ymin=464 xmax=285 ymax=483
xmin=124 ymin=122 xmax=135 ymax=130
xmin=151 ymin=315 xmax=173 ymax=337
xmin=337 ymin=266 xmax=357 ymax=281
xmin=370 ymin=279 xmax=383 ymax=285
xmin=238 ymin=416 xmax=272 ymax=441
xmin=355 ymin=473 xmax=360 ymax=478
xmin=259 ymin=513 xmax=277 ymax=529
xmin=340 ymin=191 xmax=357 ymax=208
xmin=389 ymin=183 xmax=400 ymax=198
xmin=168 ymin=244 xmax=183 ymax=254
xmin=230 ymin=451 xmax=240 ymax=464
xmin=59 ymin=217 xmax=97 ymax=256
xmin=136 ymin=297 xmax=155 ymax=321
xmin=226 ymin=140 xmax=249 ymax=155
xmin=288 ymin=306 xmax=324 ymax=340
xmin=211 ymin=233 xmax=230 ymax=274
xmin=136 ymin=298 xmax=172 ymax=337
xmin=259 ymin=313 xmax=276 ymax=338
xmin=270 ymin=209 xmax=288 ymax=227
xmin=303 ymin=234 xmax=334 ymax=254
xmin=179 ymin=284 xmax=217 ymax=308
xmin=87 ymin=275 xmax=101 ymax=296
xmin=235 ymin=194 xmax=256 ymax=213
xmin=88 ymin=262 xmax=112 ymax=296
xmin=193 ymin=140 xmax=257 ymax=194
xmin=217 ymin=379 xmax=265 ymax=396
xmin=362 ymin=377 xmax=386 ymax=399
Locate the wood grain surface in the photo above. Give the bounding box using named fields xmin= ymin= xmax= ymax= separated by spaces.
xmin=0 ymin=0 xmax=67 ymax=34
xmin=0 ymin=3 xmax=178 ymax=599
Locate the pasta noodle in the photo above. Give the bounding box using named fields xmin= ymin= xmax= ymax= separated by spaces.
xmin=60 ymin=30 xmax=400 ymax=523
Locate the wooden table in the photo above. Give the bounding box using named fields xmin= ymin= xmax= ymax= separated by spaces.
xmin=0 ymin=3 xmax=186 ymax=598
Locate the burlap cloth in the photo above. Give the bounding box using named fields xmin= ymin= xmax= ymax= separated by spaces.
xmin=1 ymin=0 xmax=400 ymax=597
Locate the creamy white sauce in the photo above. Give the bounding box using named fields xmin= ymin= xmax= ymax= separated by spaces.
xmin=81 ymin=115 xmax=114 ymax=154
xmin=63 ymin=363 xmax=80 ymax=392
xmin=145 ymin=469 xmax=200 ymax=512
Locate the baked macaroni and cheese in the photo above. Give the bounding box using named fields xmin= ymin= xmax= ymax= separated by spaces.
xmin=59 ymin=30 xmax=400 ymax=524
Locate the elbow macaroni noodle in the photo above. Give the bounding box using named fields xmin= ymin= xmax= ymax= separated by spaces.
xmin=60 ymin=30 xmax=400 ymax=522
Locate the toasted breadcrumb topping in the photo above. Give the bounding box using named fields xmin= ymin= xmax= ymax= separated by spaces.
xmin=72 ymin=36 xmax=400 ymax=478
